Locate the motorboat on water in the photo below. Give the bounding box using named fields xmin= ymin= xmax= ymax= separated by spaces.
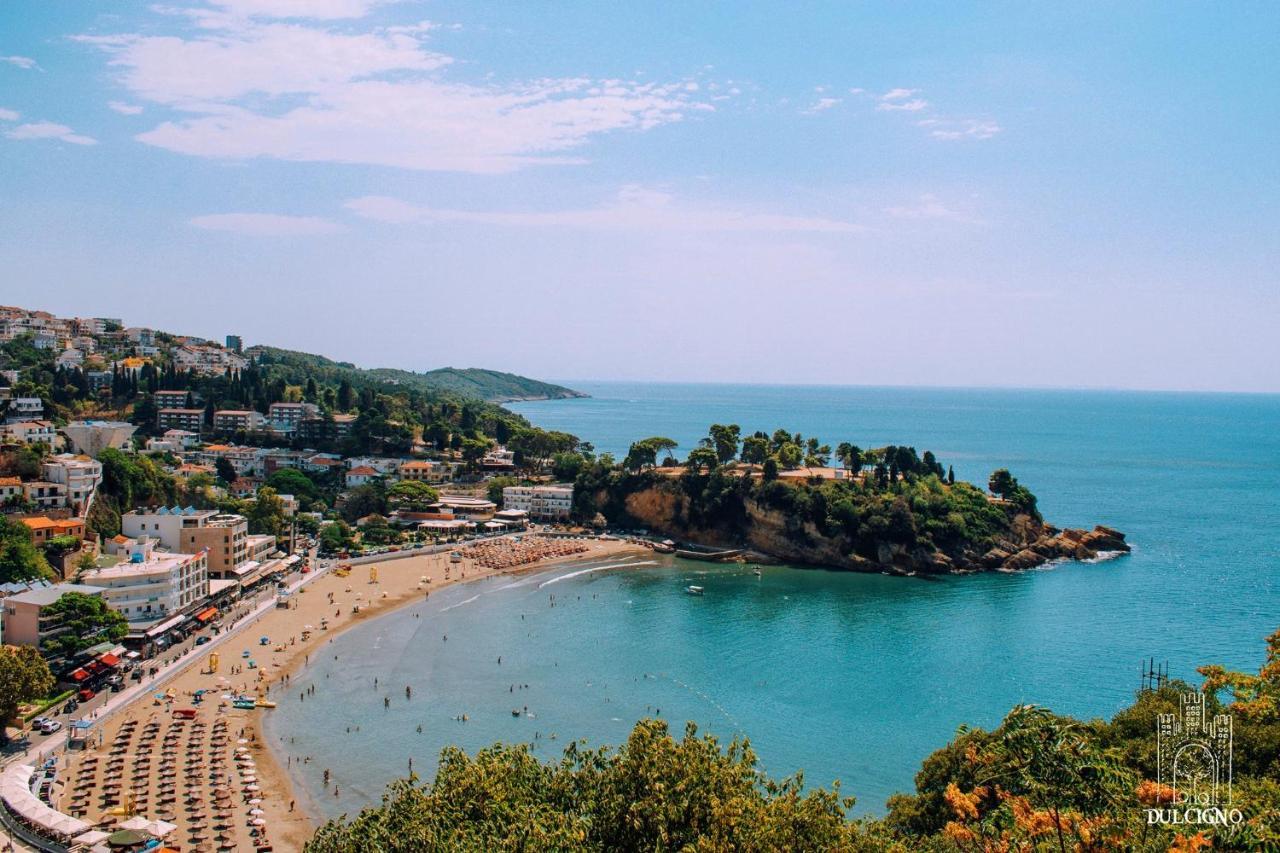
xmin=684 ymin=585 xmax=704 ymax=596
xmin=752 ymin=566 xmax=762 ymax=576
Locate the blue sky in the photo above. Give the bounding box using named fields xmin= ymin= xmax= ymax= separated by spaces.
xmin=2 ymin=1 xmax=1277 ymax=392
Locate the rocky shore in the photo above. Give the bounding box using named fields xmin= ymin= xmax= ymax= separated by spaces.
xmin=617 ymin=483 xmax=1129 ymax=576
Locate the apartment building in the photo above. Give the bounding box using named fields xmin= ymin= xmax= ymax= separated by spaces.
xmin=1 ymin=420 xmax=57 ymax=446
xmin=399 ymin=459 xmax=454 ymax=484
xmin=22 ymin=481 xmax=68 ymax=511
xmin=1 ymin=583 xmax=107 ymax=649
xmin=157 ymin=408 xmax=205 ymax=433
xmin=122 ymin=507 xmax=251 ymax=579
xmin=81 ymin=539 xmax=209 ymax=625
xmin=41 ymin=454 xmax=102 ymax=511
xmin=213 ymin=409 xmax=266 ymax=434
xmin=267 ymin=401 xmax=319 ymax=434
xmin=502 ymin=485 xmax=575 ymax=521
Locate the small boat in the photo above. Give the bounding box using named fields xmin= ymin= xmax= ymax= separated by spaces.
xmin=684 ymin=585 xmax=704 ymax=596
xmin=511 ymin=709 xmax=521 ymax=717
xmin=752 ymin=567 xmax=762 ymax=577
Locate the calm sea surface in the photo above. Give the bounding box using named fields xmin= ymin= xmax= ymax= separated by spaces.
xmin=268 ymin=383 xmax=1280 ymax=818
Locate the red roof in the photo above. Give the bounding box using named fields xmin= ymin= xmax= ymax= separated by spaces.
xmin=99 ymin=653 xmax=121 ymax=667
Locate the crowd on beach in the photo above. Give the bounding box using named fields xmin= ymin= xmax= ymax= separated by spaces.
xmin=461 ymin=536 xmax=589 ymax=570
xmin=37 ymin=537 xmax=645 ymax=851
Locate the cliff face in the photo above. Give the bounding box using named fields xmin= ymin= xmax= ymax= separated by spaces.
xmin=613 ymin=483 xmax=1129 ymax=575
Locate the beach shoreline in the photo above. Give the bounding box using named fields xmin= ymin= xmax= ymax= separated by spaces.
xmin=51 ymin=537 xmax=649 ymax=852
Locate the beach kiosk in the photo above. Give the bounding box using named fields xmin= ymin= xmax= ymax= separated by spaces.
xmin=67 ymin=719 xmax=96 ymax=751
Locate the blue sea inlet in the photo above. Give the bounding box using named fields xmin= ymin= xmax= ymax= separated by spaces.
xmin=269 ymin=383 xmax=1279 ymax=818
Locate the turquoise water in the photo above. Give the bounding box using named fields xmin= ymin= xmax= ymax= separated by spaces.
xmin=269 ymin=384 xmax=1280 ymax=819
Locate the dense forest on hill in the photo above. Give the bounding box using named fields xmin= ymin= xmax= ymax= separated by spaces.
xmin=247 ymin=346 xmax=584 ymax=402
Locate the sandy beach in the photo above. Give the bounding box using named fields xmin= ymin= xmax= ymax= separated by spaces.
xmin=50 ymin=536 xmax=647 ymax=852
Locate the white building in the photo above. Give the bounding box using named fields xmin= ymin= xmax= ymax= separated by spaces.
xmin=61 ymin=420 xmax=137 ymax=456
xmin=345 ymin=466 xmax=379 ymax=488
xmin=41 ymin=454 xmax=102 ymax=511
xmin=267 ymin=401 xmax=319 ymax=434
xmin=22 ymin=481 xmax=68 ymax=511
xmin=347 ymin=456 xmax=403 ymax=476
xmin=5 ymin=397 xmax=44 ymax=423
xmin=81 ymin=538 xmax=209 ymax=625
xmin=1 ymin=420 xmax=57 ymax=446
xmin=398 ymin=459 xmax=454 ymax=484
xmin=502 ymin=485 xmax=575 ymax=521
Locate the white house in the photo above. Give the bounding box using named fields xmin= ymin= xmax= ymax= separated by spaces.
xmin=345 ymin=466 xmax=379 ymax=488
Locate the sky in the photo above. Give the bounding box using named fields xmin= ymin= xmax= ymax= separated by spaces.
xmin=1 ymin=1 xmax=1277 ymax=393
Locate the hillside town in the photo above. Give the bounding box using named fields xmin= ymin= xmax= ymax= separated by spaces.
xmin=0 ymin=304 xmax=579 ymax=729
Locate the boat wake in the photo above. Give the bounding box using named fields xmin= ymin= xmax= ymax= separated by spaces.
xmin=537 ymin=560 xmax=658 ymax=589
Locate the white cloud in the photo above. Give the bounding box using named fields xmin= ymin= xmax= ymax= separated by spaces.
xmin=801 ymin=97 xmax=841 ymax=115
xmin=0 ymin=107 xmax=18 ymax=121
xmin=879 ymin=88 xmax=919 ymax=102
xmin=346 ymin=187 xmax=864 ymax=234
xmin=877 ymin=88 xmax=927 ymax=111
xmin=208 ymin=0 xmax=386 ymax=19
xmin=877 ymin=98 xmax=928 ymax=112
xmin=1 ymin=56 xmax=37 ymax=70
xmin=917 ymin=118 xmax=1001 ymax=140
xmin=108 ymin=101 xmax=145 ymax=115
xmin=189 ymin=212 xmax=343 ymax=235
xmin=5 ymin=121 xmax=97 ymax=145
xmin=884 ymin=194 xmax=982 ymax=224
xmin=79 ymin=10 xmax=708 ymax=173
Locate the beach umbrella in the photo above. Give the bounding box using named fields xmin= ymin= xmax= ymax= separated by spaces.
xmin=248 ymin=808 xmax=264 ymax=816
xmin=251 ymin=818 xmax=265 ymax=826
xmin=106 ymin=829 xmax=148 ymax=847
xmin=244 ymin=784 xmax=260 ymax=792
xmin=247 ymin=798 xmax=262 ymax=805
xmin=241 ymin=775 xmax=256 ymax=783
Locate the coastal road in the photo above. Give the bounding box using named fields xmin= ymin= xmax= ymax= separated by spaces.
xmin=0 ymin=560 xmax=340 ymax=852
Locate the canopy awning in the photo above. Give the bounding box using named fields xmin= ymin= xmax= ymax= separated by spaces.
xmin=194 ymin=607 xmax=218 ymax=623
xmin=144 ymin=614 xmax=187 ymax=637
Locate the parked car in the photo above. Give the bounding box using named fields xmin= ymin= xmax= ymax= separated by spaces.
xmin=77 ymin=688 xmax=96 ymax=702
xmin=31 ymin=716 xmax=50 ymax=729
xmin=37 ymin=720 xmax=62 ymax=734
xmin=195 ymin=635 xmax=211 ymax=646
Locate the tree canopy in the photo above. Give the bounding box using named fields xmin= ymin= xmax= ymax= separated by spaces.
xmin=0 ymin=645 xmax=54 ymax=743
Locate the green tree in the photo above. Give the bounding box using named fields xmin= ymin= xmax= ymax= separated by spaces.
xmin=0 ymin=517 xmax=53 ymax=583
xmin=214 ymin=457 xmax=238 ymax=485
xmin=707 ymin=423 xmax=742 ymax=465
xmin=305 ymin=719 xmax=855 ymax=852
xmin=487 ymin=475 xmax=520 ymax=505
xmin=265 ymin=468 xmax=320 ymax=504
xmin=386 ymin=480 xmax=439 ymax=513
xmin=0 ymin=645 xmax=54 ymax=744
xmin=319 ymin=520 xmax=352 ymax=553
xmin=777 ymin=442 xmax=803 ymax=469
xmin=740 ymin=435 xmax=770 ymax=466
xmin=39 ymin=592 xmax=129 ymax=658
xmin=684 ymin=446 xmax=719 ymax=473
xmin=247 ymin=486 xmax=287 ymax=537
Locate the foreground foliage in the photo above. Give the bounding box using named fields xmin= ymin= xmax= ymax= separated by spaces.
xmin=307 ymin=631 xmax=1280 ymax=852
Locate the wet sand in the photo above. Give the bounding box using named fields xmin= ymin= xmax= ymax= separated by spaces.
xmin=55 ymin=538 xmax=646 ymax=852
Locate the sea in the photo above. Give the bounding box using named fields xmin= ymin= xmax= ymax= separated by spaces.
xmin=267 ymin=382 xmax=1280 ymax=820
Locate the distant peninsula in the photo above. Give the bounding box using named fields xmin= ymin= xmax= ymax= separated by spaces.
xmin=247 ymin=346 xmax=587 ymax=403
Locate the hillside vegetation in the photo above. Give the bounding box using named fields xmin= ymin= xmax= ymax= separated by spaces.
xmin=247 ymin=346 xmax=584 ymax=402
